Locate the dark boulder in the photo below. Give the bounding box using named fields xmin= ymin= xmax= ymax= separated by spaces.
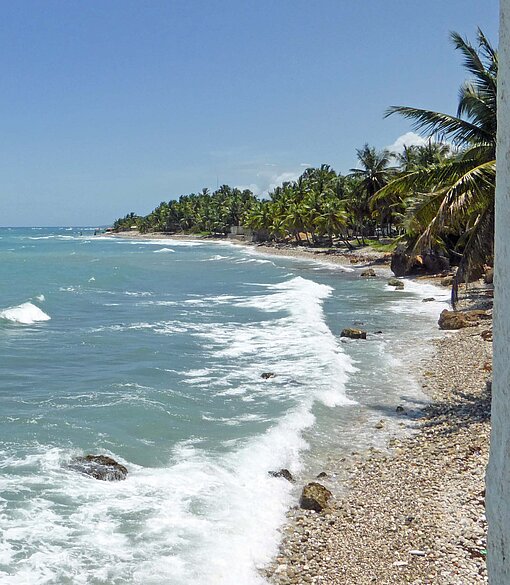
xmin=268 ymin=468 xmax=294 ymax=482
xmin=299 ymin=482 xmax=332 ymax=512
xmin=422 ymin=297 xmax=436 ymax=302
xmin=422 ymin=252 xmax=450 ymax=274
xmin=69 ymin=455 xmax=128 ymax=481
xmin=360 ymin=268 xmax=376 ymax=278
xmin=261 ymin=372 xmax=276 ymax=379
xmin=391 ymin=247 xmax=449 ymax=277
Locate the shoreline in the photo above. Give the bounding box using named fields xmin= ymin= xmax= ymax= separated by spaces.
xmin=264 ymin=323 xmax=491 ymax=584
xmin=105 ymin=230 xmax=491 ymax=583
xmin=101 ymin=230 xmax=391 ymax=269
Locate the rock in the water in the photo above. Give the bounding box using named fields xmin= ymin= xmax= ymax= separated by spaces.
xmin=360 ymin=268 xmax=376 ymax=278
xmin=261 ymin=372 xmax=276 ymax=379
xmin=69 ymin=455 xmax=128 ymax=481
xmin=387 ymin=278 xmax=404 ymax=289
xmin=341 ymin=328 xmax=367 ymax=339
xmin=374 ymin=420 xmax=384 ymax=429
xmin=268 ymin=468 xmax=294 ymax=482
xmin=396 ymin=405 xmax=406 ymax=414
xmin=422 ymin=297 xmax=436 ymax=302
xmin=316 ymin=472 xmax=328 ymax=479
xmin=438 ymin=309 xmax=491 ymax=330
xmin=484 ymin=267 xmax=494 ymax=284
xmin=299 ymin=482 xmax=332 ymax=512
xmin=441 ymin=275 xmax=454 ymax=287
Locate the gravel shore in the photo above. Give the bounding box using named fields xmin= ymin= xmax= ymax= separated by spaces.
xmin=264 ymin=323 xmax=492 ymax=584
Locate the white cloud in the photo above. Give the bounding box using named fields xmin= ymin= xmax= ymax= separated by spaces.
xmin=387 ymin=132 xmax=428 ymax=154
xmin=236 ymin=170 xmax=302 ymax=198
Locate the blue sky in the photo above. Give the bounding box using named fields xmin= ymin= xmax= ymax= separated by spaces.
xmin=0 ymin=1 xmax=499 ymax=226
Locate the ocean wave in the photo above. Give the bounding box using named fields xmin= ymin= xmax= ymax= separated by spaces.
xmin=0 ymin=302 xmax=51 ymax=324
xmin=194 ymin=276 xmax=356 ymax=408
xmin=153 ymin=247 xmax=176 ymax=253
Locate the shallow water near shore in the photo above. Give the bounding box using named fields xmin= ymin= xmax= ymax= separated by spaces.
xmin=0 ymin=227 xmax=449 ymax=584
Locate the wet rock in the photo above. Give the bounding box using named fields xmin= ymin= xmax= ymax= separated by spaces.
xmin=484 ymin=267 xmax=494 ymax=284
xmin=373 ymin=330 xmax=383 ymax=335
xmin=422 ymin=297 xmax=436 ymax=302
xmin=360 ymin=268 xmax=376 ymax=278
xmin=69 ymin=454 xmax=128 ymax=481
xmin=388 ymin=278 xmax=404 ymax=289
xmin=374 ymin=420 xmax=384 ymax=429
xmin=269 ymin=469 xmax=294 ymax=482
xmin=438 ymin=309 xmax=491 ymax=330
xmin=299 ymin=482 xmax=332 ymax=512
xmin=396 ymin=405 xmax=405 ymax=414
xmin=316 ymin=472 xmax=328 ymax=479
xmin=261 ymin=372 xmax=276 ymax=379
xmin=341 ymin=328 xmax=367 ymax=340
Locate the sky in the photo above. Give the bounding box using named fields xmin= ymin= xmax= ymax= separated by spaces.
xmin=0 ymin=1 xmax=500 ymax=227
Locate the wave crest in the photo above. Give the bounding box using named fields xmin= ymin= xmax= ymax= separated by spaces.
xmin=0 ymin=302 xmax=51 ymax=324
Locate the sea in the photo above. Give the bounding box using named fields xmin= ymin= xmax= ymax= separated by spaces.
xmin=0 ymin=227 xmax=449 ymax=585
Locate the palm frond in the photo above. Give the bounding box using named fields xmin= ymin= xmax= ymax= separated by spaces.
xmin=385 ymin=106 xmax=493 ymax=145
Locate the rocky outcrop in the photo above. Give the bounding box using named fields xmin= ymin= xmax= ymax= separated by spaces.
xmin=360 ymin=268 xmax=376 ymax=278
xmin=261 ymin=372 xmax=276 ymax=379
xmin=299 ymin=482 xmax=332 ymax=512
xmin=391 ymin=248 xmax=450 ymax=277
xmin=438 ymin=309 xmax=491 ymax=330
xmin=269 ymin=469 xmax=294 ymax=482
xmin=341 ymin=328 xmax=367 ymax=339
xmin=69 ymin=455 xmax=128 ymax=481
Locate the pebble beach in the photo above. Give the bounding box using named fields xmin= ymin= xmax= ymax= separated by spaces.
xmin=264 ymin=322 xmax=492 ymax=584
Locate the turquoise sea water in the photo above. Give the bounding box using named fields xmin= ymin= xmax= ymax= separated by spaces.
xmin=0 ymin=228 xmax=449 ymax=584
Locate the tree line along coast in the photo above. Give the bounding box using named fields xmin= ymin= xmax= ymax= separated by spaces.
xmin=112 ymin=30 xmax=496 ymax=298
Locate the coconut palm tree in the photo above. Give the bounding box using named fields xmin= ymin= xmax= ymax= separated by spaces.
xmin=379 ymin=29 xmax=497 ymax=299
xmin=348 ymin=145 xmax=395 ymax=241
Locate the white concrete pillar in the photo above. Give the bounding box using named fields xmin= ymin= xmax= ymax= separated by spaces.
xmin=487 ymin=1 xmax=510 ymax=581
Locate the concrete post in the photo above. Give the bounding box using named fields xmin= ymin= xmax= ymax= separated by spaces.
xmin=487 ymin=1 xmax=510 ymax=581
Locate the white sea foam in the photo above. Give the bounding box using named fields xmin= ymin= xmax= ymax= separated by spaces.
xmin=387 ymin=279 xmax=450 ymax=317
xmin=0 ymin=406 xmax=309 ymax=584
xmin=34 ymin=294 xmax=45 ymax=302
xmin=153 ymin=247 xmax=175 ymax=253
xmin=0 ymin=302 xmax=51 ymax=324
xmin=122 ymin=239 xmax=204 ymax=247
xmin=195 ymin=277 xmax=356 ymax=407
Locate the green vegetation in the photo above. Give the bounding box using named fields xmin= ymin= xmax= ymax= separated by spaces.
xmin=114 ymin=30 xmax=496 ymax=290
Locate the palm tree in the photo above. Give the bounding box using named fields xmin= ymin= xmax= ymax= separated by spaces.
xmin=349 ymin=145 xmax=395 ymax=241
xmin=379 ymin=29 xmax=497 ymax=299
